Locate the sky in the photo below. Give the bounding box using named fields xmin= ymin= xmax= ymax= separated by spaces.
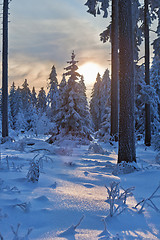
xmin=2 ymin=0 xmax=111 ymax=93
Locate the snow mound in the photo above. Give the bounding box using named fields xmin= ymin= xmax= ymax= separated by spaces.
xmin=88 ymin=142 xmax=105 ymax=154
xmin=112 ymin=161 xmax=140 ymax=175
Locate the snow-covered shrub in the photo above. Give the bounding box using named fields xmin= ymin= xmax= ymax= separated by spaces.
xmin=105 ymin=181 xmax=135 ymax=217
xmin=88 ymin=142 xmax=105 ymax=154
xmin=27 ymin=156 xmax=39 ymax=183
xmin=35 ymin=112 xmax=55 ymax=135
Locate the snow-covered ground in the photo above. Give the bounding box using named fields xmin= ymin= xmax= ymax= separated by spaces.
xmin=0 ymin=135 xmax=160 ymax=239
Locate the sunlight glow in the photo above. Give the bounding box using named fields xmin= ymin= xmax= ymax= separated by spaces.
xmin=78 ymin=62 xmax=105 ymax=86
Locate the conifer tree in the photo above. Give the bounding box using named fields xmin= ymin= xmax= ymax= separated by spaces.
xmin=31 ymin=87 xmax=37 ymax=107
xmin=47 ymin=65 xmax=59 ymax=120
xmin=56 ymin=51 xmax=91 ymax=138
xmin=97 ymin=69 xmax=111 ymax=141
xmin=37 ymin=87 xmax=47 ymax=113
xmin=150 ymin=55 xmax=160 ymax=132
xmin=9 ymin=82 xmax=17 ymax=129
xmin=21 ymin=79 xmax=32 ymax=130
xmin=21 ymin=79 xmax=31 ymax=109
xmin=90 ymin=73 xmax=102 ymax=131
xmin=59 ymin=74 xmax=67 ymax=94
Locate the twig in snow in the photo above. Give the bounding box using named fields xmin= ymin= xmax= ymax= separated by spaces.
xmin=73 ymin=215 xmax=84 ymax=230
xmin=11 ymin=224 xmax=32 ymax=239
xmin=102 ymin=218 xmax=107 ymax=231
xmin=135 ymin=183 xmax=160 ymax=213
xmin=30 ymin=148 xmax=50 ymax=153
xmin=11 ymin=223 xmax=21 ymax=237
xmin=13 ymin=202 xmax=31 ymax=212
xmin=58 ymin=215 xmax=84 ymax=237
xmin=6 ymin=156 xmax=9 ymax=170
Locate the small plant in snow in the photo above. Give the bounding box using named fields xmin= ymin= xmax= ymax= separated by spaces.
xmin=11 ymin=223 xmax=32 ymax=240
xmin=11 ymin=162 xmax=24 ymax=172
xmin=0 ymin=156 xmax=10 ymax=171
xmin=27 ymin=155 xmax=40 ymax=183
xmin=135 ymin=183 xmax=160 ymax=213
xmin=64 ymin=161 xmax=75 ymax=167
xmin=58 ymin=215 xmax=84 ymax=237
xmin=105 ymin=181 xmax=135 ymax=217
xmin=17 ymin=140 xmax=26 ymax=152
xmin=0 ymin=208 xmax=7 ymax=220
xmin=9 ymin=186 xmax=21 ymax=194
xmin=13 ymin=202 xmax=31 ymax=212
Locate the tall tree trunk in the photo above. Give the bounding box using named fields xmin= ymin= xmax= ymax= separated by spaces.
xmin=2 ymin=0 xmax=9 ymax=138
xmin=111 ymin=0 xmax=119 ymax=141
xmin=144 ymin=0 xmax=151 ymax=146
xmin=118 ymin=0 xmax=136 ymax=163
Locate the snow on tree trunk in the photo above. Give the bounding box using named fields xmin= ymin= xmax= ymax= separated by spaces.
xmin=118 ymin=0 xmax=136 ymax=163
xmin=144 ymin=0 xmax=151 ymax=146
xmin=2 ymin=0 xmax=9 ymax=137
xmin=111 ymin=0 xmax=119 ymax=140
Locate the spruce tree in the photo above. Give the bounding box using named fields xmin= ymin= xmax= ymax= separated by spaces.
xmin=21 ymin=79 xmax=32 ymax=130
xmin=56 ymin=51 xmax=91 ymax=138
xmin=37 ymin=87 xmax=47 ymax=113
xmin=47 ymin=65 xmax=59 ymax=120
xmin=31 ymin=87 xmax=37 ymax=107
xmin=9 ymin=82 xmax=17 ymax=129
xmin=97 ymin=69 xmax=111 ymax=141
xmin=90 ymin=73 xmax=102 ymax=131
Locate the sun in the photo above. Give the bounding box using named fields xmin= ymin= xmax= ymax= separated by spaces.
xmin=78 ymin=62 xmax=105 ymax=86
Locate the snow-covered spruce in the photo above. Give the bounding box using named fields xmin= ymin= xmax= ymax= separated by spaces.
xmin=48 ymin=51 xmax=92 ymax=143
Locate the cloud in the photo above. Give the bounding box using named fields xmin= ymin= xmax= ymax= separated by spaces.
xmin=5 ymin=0 xmax=111 ymax=92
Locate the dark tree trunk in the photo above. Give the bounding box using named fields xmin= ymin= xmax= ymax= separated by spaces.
xmin=2 ymin=0 xmax=9 ymax=137
xmin=111 ymin=0 xmax=119 ymax=141
xmin=144 ymin=0 xmax=151 ymax=146
xmin=118 ymin=0 xmax=136 ymax=163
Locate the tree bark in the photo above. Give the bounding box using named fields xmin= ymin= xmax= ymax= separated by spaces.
xmin=118 ymin=0 xmax=136 ymax=163
xmin=111 ymin=0 xmax=119 ymax=140
xmin=144 ymin=0 xmax=151 ymax=146
xmin=2 ymin=0 xmax=9 ymax=137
